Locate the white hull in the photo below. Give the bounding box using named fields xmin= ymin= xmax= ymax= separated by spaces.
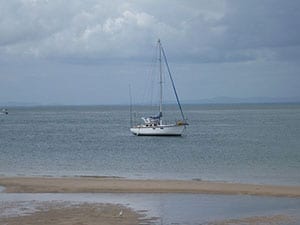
xmin=130 ymin=125 xmax=185 ymax=136
xmin=129 ymin=40 xmax=188 ymax=137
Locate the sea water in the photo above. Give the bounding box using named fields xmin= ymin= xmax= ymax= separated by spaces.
xmin=0 ymin=104 xmax=300 ymax=185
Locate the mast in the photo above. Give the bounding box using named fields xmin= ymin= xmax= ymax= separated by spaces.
xmin=160 ymin=41 xmax=187 ymax=123
xmin=158 ymin=39 xmax=163 ymax=124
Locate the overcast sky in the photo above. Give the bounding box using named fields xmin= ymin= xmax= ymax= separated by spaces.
xmin=1 ymin=0 xmax=300 ymax=105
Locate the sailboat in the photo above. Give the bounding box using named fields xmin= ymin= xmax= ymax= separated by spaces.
xmin=130 ymin=39 xmax=188 ymax=136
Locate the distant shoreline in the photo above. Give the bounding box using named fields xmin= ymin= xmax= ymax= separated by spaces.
xmin=0 ymin=177 xmax=299 ymax=197
xmin=1 ymin=100 xmax=300 ymax=108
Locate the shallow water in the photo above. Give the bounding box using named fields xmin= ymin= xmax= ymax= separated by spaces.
xmin=1 ymin=192 xmax=300 ymax=225
xmin=0 ymin=104 xmax=300 ymax=185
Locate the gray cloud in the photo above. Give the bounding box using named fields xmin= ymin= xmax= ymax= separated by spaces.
xmin=213 ymin=0 xmax=300 ymax=62
xmin=1 ymin=0 xmax=299 ymax=63
xmin=0 ymin=0 xmax=225 ymax=61
xmin=0 ymin=0 xmax=299 ymax=105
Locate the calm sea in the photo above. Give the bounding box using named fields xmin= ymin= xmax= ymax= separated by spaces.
xmin=1 ymin=104 xmax=300 ymax=185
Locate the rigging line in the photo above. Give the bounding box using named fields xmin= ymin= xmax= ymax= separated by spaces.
xmin=159 ymin=42 xmax=186 ymax=121
xmin=129 ymin=84 xmax=133 ymax=127
xmin=143 ymin=41 xmax=159 ymax=108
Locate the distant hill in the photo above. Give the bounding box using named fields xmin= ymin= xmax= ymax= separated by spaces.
xmin=183 ymin=96 xmax=300 ymax=104
xmin=0 ymin=101 xmax=42 ymax=107
xmin=1 ymin=96 xmax=300 ymax=107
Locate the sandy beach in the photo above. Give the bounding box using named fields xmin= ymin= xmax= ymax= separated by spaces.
xmin=0 ymin=202 xmax=151 ymax=225
xmin=0 ymin=201 xmax=294 ymax=225
xmin=0 ymin=176 xmax=299 ymax=197
xmin=208 ymin=214 xmax=293 ymax=225
xmin=1 ymin=177 xmax=300 ymax=225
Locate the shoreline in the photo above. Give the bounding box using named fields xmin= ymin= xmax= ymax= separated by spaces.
xmin=0 ymin=176 xmax=300 ymax=197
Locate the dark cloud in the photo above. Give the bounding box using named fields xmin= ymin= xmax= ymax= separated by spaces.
xmin=211 ymin=0 xmax=300 ymax=62
xmin=224 ymin=0 xmax=300 ymax=48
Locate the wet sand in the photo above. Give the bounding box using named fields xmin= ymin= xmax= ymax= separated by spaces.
xmin=1 ymin=201 xmax=293 ymax=225
xmin=0 ymin=202 xmax=151 ymax=225
xmin=0 ymin=206 xmax=293 ymax=225
xmin=209 ymin=214 xmax=293 ymax=225
xmin=0 ymin=176 xmax=300 ymax=197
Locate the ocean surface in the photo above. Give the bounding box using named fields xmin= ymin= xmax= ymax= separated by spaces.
xmin=1 ymin=103 xmax=300 ymax=185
